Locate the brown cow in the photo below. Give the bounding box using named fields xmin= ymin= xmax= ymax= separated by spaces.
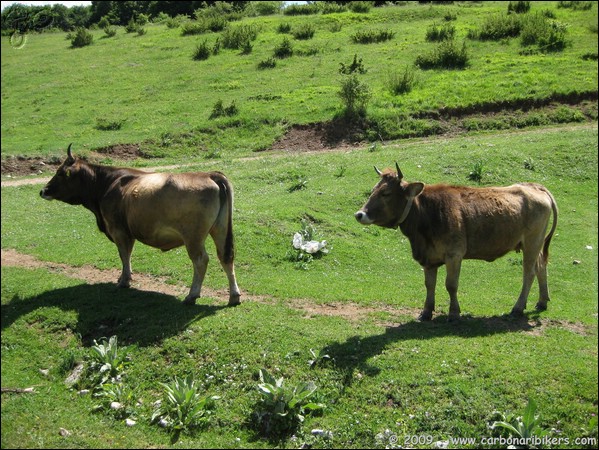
xmin=354 ymin=163 xmax=558 ymax=320
xmin=40 ymin=144 xmax=241 ymax=306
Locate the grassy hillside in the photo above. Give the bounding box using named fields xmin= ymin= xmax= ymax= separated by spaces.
xmin=1 ymin=1 xmax=597 ymax=161
xmin=1 ymin=1 xmax=597 ymax=448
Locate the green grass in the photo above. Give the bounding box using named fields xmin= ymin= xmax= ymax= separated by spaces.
xmin=1 ymin=2 xmax=597 ymax=159
xmin=1 ymin=1 xmax=597 ymax=447
xmin=2 ymin=125 xmax=597 ymax=448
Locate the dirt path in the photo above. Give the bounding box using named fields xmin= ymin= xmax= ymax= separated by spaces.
xmin=0 ymin=248 xmax=406 ymax=324
xmin=2 ymin=248 xmax=593 ymax=335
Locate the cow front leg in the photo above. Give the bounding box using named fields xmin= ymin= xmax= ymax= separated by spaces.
xmin=445 ymin=258 xmax=462 ymax=321
xmin=115 ymin=237 xmax=135 ymax=288
xmin=183 ymin=242 xmax=209 ymax=305
xmin=419 ymin=266 xmax=438 ymax=321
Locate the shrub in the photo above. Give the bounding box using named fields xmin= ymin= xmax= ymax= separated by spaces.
xmin=467 ymin=13 xmax=522 ymax=41
xmin=257 ymin=57 xmax=277 ymax=69
xmin=277 ymin=22 xmax=291 ymax=34
xmin=338 ymin=54 xmax=367 ymax=75
xmin=181 ymin=21 xmax=208 ymax=36
xmin=283 ymin=3 xmax=319 ymax=15
xmin=273 ymin=37 xmax=293 ymax=58
xmin=415 ymin=40 xmax=469 ymax=69
xmin=221 ymin=24 xmax=259 ymax=49
xmin=351 ymin=28 xmax=395 ymax=44
xmin=338 ymin=74 xmax=371 ymax=118
xmin=103 ymin=26 xmax=116 ymax=38
xmin=209 ymin=100 xmax=238 ymax=119
xmin=292 ymin=23 xmax=315 ymax=40
xmin=70 ymin=27 xmax=93 ymax=48
xmin=192 ymin=40 xmax=211 ymax=60
xmin=520 ymin=13 xmax=569 ymax=52
xmin=348 ymin=1 xmax=372 ymax=13
xmin=124 ymin=18 xmax=138 ymax=33
xmin=508 ymin=1 xmax=531 ymax=14
xmin=387 ymin=66 xmax=416 ymax=95
xmin=95 ymin=117 xmax=124 ymax=131
xmin=426 ymin=22 xmax=455 ymax=41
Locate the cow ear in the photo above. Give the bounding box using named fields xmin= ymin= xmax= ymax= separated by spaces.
xmin=407 ymin=182 xmax=424 ymax=197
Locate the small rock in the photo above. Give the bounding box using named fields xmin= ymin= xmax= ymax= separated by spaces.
xmin=573 ymin=260 xmax=581 ymax=265
xmin=39 ymin=369 xmax=50 ymax=377
xmin=110 ymin=401 xmax=122 ymax=410
xmin=125 ymin=418 xmax=136 ymax=427
xmin=59 ymin=428 xmax=71 ymax=437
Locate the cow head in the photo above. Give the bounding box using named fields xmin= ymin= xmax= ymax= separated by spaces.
xmin=40 ymin=144 xmax=88 ymax=205
xmin=354 ymin=163 xmax=424 ymax=228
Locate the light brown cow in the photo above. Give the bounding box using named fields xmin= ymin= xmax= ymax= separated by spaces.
xmin=40 ymin=144 xmax=241 ymax=306
xmin=354 ymin=164 xmax=558 ymax=320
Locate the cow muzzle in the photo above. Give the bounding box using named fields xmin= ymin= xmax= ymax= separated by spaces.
xmin=354 ymin=210 xmax=373 ymax=225
xmin=39 ymin=188 xmax=53 ymax=200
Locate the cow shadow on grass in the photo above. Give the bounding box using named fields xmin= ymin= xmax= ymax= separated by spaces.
xmin=0 ymin=282 xmax=228 ymax=347
xmin=322 ymin=312 xmax=544 ymax=387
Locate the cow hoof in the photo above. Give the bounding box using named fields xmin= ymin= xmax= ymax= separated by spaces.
xmin=535 ymin=302 xmax=547 ymax=312
xmin=228 ymin=296 xmax=241 ymax=307
xmin=418 ymin=311 xmax=433 ymax=321
xmin=183 ymin=296 xmax=197 ymax=305
xmin=510 ymin=308 xmax=524 ymax=317
xmin=117 ymin=282 xmax=130 ymax=289
xmin=448 ymin=314 xmax=461 ymax=322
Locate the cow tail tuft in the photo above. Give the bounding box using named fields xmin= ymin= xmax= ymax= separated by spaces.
xmin=214 ymin=173 xmax=235 ymax=264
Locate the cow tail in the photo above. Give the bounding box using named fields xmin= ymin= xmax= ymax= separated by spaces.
xmin=213 ymin=173 xmax=235 ymax=264
xmin=542 ymin=188 xmax=558 ymax=264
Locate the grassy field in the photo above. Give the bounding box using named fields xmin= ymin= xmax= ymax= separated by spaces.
xmin=2 ymin=124 xmax=598 ymax=448
xmin=1 ymin=1 xmax=598 ymax=449
xmin=1 ymin=1 xmax=597 ymax=160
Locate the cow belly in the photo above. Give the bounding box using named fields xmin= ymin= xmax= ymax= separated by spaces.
xmin=135 ymin=227 xmax=185 ymax=251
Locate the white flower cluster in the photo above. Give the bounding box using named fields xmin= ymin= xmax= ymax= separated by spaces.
xmin=293 ymin=232 xmax=328 ymax=255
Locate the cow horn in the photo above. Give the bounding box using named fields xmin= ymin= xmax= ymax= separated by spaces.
xmin=395 ymin=162 xmax=403 ymax=180
xmin=67 ymin=143 xmax=73 ymax=158
xmin=374 ymin=166 xmax=382 ymax=176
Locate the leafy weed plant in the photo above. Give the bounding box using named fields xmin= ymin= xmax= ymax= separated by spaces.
xmin=254 ymin=368 xmax=325 ymax=438
xmin=151 ymin=376 xmax=220 ymax=433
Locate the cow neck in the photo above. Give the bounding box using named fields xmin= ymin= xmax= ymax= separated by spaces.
xmin=397 ymin=196 xmax=415 ymax=225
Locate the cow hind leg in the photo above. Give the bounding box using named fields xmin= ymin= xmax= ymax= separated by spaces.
xmin=535 ymin=252 xmax=550 ymax=311
xmin=210 ymin=228 xmax=241 ymax=306
xmin=183 ymin=241 xmax=209 ymax=305
xmin=511 ymin=240 xmax=543 ymax=316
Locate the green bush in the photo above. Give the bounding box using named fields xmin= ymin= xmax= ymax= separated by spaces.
xmin=70 ymin=27 xmax=93 ymax=48
xmin=338 ymin=54 xmax=367 ymax=75
xmin=426 ymin=22 xmax=456 ymax=41
xmin=387 ymin=66 xmax=416 ymax=95
xmin=221 ymin=24 xmax=259 ymax=49
xmin=273 ymin=37 xmax=293 ymax=58
xmin=338 ymin=74 xmax=371 ymax=118
xmin=292 ymin=23 xmax=315 ymax=40
xmin=192 ymin=40 xmax=211 ymax=60
xmin=520 ymin=13 xmax=569 ymax=52
xmin=508 ymin=1 xmax=531 ymax=14
xmin=467 ymin=13 xmax=522 ymax=41
xmin=415 ymin=40 xmax=469 ymax=69
xmin=348 ymin=1 xmax=372 ymax=13
xmin=257 ymin=57 xmax=277 ymax=69
xmin=351 ymin=29 xmax=395 ymax=44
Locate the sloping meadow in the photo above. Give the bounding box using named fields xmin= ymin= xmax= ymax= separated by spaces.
xmin=2 ymin=125 xmax=597 ymax=448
